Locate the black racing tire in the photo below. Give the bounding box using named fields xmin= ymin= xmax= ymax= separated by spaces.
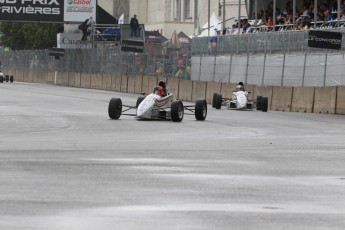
xmin=212 ymin=93 xmax=218 ymax=108
xmin=136 ymin=96 xmax=146 ymax=108
xmin=5 ymin=75 xmax=9 ymax=82
xmin=215 ymin=93 xmax=222 ymax=109
xmin=108 ymin=98 xmax=122 ymax=119
xmin=261 ymin=96 xmax=268 ymax=112
xmin=256 ymin=95 xmax=263 ymax=110
xmin=0 ymin=76 xmax=3 ymax=83
xmin=10 ymin=75 xmax=14 ymax=83
xmin=195 ymin=99 xmax=207 ymax=121
xmin=171 ymin=100 xmax=184 ymax=122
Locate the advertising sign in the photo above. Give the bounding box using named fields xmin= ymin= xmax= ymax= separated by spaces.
xmin=0 ymin=0 xmax=63 ymax=22
xmin=57 ymin=33 xmax=91 ymax=49
xmin=308 ymin=30 xmax=342 ymax=50
xmin=63 ymin=0 xmax=96 ymax=23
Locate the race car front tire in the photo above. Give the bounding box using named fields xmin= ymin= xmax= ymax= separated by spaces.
xmin=256 ymin=95 xmax=263 ymax=110
xmin=195 ymin=99 xmax=207 ymax=120
xmin=215 ymin=93 xmax=222 ymax=109
xmin=136 ymin=96 xmax=146 ymax=108
xmin=212 ymin=93 xmax=218 ymax=108
xmin=108 ymin=98 xmax=122 ymax=119
xmin=171 ymin=100 xmax=184 ymax=122
xmin=261 ymin=96 xmax=268 ymax=112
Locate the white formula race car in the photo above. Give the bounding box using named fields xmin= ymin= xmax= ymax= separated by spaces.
xmin=108 ymin=89 xmax=207 ymax=122
xmin=212 ymin=91 xmax=268 ymax=112
xmin=0 ymin=72 xmax=14 ymax=83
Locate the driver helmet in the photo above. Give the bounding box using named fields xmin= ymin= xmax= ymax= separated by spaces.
xmin=236 ymin=85 xmax=243 ymax=92
xmin=154 ymin=86 xmax=164 ymax=96
xmin=158 ymin=80 xmax=166 ymax=91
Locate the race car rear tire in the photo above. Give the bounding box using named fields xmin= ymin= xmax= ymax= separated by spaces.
xmin=5 ymin=75 xmax=9 ymax=82
xmin=261 ymin=96 xmax=268 ymax=112
xmin=171 ymin=100 xmax=184 ymax=122
xmin=212 ymin=93 xmax=218 ymax=108
xmin=256 ymin=95 xmax=263 ymax=110
xmin=0 ymin=76 xmax=3 ymax=83
xmin=108 ymin=98 xmax=122 ymax=119
xmin=195 ymin=99 xmax=207 ymax=121
xmin=136 ymin=96 xmax=146 ymax=108
xmin=215 ymin=93 xmax=222 ymax=109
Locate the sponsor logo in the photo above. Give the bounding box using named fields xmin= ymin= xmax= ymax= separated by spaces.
xmin=67 ymin=0 xmax=91 ymax=4
xmin=0 ymin=0 xmax=60 ymax=15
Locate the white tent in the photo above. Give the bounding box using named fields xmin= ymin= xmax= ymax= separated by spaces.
xmin=199 ymin=12 xmax=221 ymax=37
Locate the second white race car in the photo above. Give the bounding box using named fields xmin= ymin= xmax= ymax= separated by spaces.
xmin=212 ymin=91 xmax=268 ymax=112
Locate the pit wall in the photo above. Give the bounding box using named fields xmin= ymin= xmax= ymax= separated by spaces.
xmin=6 ymin=69 xmax=345 ymax=115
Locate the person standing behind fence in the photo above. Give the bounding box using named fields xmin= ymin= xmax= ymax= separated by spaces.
xmin=130 ymin=14 xmax=139 ymax=37
xmin=86 ymin=16 xmax=95 ymax=39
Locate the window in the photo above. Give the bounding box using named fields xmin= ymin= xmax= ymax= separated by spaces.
xmin=184 ymin=0 xmax=191 ymax=19
xmin=174 ymin=0 xmax=181 ymax=21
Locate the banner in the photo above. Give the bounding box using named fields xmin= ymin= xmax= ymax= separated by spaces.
xmin=118 ymin=13 xmax=124 ymax=24
xmin=0 ymin=0 xmax=64 ymax=22
xmin=64 ymin=0 xmax=96 ymax=23
xmin=308 ymin=30 xmax=342 ymax=50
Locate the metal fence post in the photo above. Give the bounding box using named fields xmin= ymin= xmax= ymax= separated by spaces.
xmin=302 ymin=52 xmax=307 ymax=87
xmin=213 ymin=54 xmax=217 ymax=82
xmin=281 ymin=52 xmax=286 ymax=86
xmin=228 ymin=53 xmax=233 ymax=83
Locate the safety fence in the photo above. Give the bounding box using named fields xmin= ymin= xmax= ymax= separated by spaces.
xmin=0 ymin=47 xmax=191 ymax=80
xmin=191 ymin=28 xmax=345 ymax=55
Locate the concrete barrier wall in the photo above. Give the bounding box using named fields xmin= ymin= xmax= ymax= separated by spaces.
xmin=336 ymin=86 xmax=345 ymax=115
xmin=220 ymin=83 xmax=236 ymax=99
xmin=80 ymin=73 xmax=91 ymax=88
xmin=178 ymin=80 xmax=193 ymax=101
xmin=313 ymin=86 xmax=337 ymax=114
xmin=167 ymin=78 xmax=179 ymax=99
xmin=291 ymin=87 xmax=315 ymax=113
xmin=142 ymin=76 xmax=158 ymax=95
xmin=271 ymin=86 xmax=293 ymax=112
xmin=206 ymin=82 xmax=222 ymax=103
xmin=7 ymin=69 xmax=345 ymax=116
xmin=102 ymin=74 xmax=112 ymax=91
xmin=192 ymin=81 xmax=207 ymax=101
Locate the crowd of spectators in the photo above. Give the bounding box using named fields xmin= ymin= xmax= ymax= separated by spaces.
xmin=220 ymin=0 xmax=345 ymax=35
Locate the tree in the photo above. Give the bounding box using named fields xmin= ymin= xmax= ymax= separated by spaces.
xmin=0 ymin=22 xmax=63 ymax=50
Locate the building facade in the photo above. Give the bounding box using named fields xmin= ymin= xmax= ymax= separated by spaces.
xmin=98 ymin=0 xmax=247 ymax=39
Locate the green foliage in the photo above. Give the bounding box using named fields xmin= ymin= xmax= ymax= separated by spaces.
xmin=0 ymin=22 xmax=63 ymax=50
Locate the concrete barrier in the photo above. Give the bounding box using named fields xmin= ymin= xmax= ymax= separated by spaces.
xmin=206 ymin=82 xmax=222 ymax=104
xmin=29 ymin=70 xmax=36 ymax=83
xmin=80 ymin=73 xmax=91 ymax=88
xmin=167 ymin=78 xmax=179 ymax=99
xmin=134 ymin=75 xmax=143 ymax=94
xmin=142 ymin=76 xmax=158 ymax=95
xmin=291 ymin=87 xmax=315 ymax=113
xmin=336 ymin=86 xmax=345 ymax=115
xmin=68 ymin=72 xmax=76 ymax=87
xmin=61 ymin=72 xmax=69 ymax=86
xmin=120 ymin=74 xmax=128 ymax=93
xmin=271 ymin=86 xmax=293 ymax=112
xmin=102 ymin=74 xmax=112 ymax=91
xmin=90 ymin=73 xmax=102 ymax=90
xmin=220 ymin=83 xmax=235 ymax=99
xmin=112 ymin=73 xmax=122 ymax=92
xmin=178 ymin=80 xmax=193 ymax=101
xmin=127 ymin=75 xmax=136 ymax=93
xmin=313 ymin=86 xmax=336 ymax=114
xmin=15 ymin=70 xmax=24 ymax=82
xmin=192 ymin=80 xmax=207 ymax=101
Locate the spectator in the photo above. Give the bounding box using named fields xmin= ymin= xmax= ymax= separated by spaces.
xmin=86 ymin=16 xmax=95 ymax=38
xmin=130 ymin=14 xmax=139 ymax=37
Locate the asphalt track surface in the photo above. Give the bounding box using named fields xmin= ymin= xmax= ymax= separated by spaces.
xmin=1 ymin=82 xmax=345 ymax=230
